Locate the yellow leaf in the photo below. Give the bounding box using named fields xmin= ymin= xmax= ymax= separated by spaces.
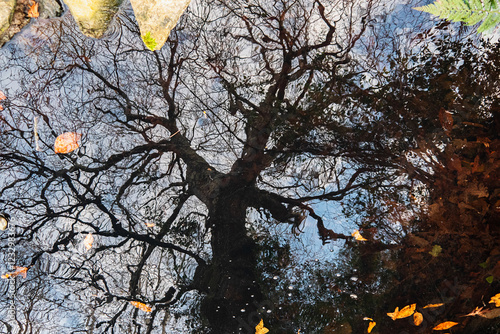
xmin=387 ymin=304 xmax=416 ymax=320
xmin=489 ymin=293 xmax=500 ymax=307
xmin=145 ymin=222 xmax=155 ymax=228
xmin=423 ymin=303 xmax=444 ymax=309
xmin=414 ymin=312 xmax=423 ymax=326
xmin=367 ymin=321 xmax=376 ymax=333
xmin=84 ymin=233 xmax=93 ymax=251
xmin=363 ymin=317 xmax=373 ymax=321
xmin=352 ymin=230 xmax=367 ymax=241
xmin=397 ymin=303 xmax=416 ymax=318
xmin=28 ymin=2 xmax=39 ymax=18
xmin=130 ymin=301 xmax=152 ymax=312
xmin=54 ymin=132 xmax=81 ymax=154
xmin=433 ymin=321 xmax=458 ymax=330
xmin=387 ymin=306 xmax=399 ymax=320
xmin=255 ymin=319 xmax=269 ymax=334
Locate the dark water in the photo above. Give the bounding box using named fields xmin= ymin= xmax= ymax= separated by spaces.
xmin=0 ymin=1 xmax=499 ymax=333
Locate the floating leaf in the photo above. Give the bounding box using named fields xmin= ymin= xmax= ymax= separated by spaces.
xmin=363 ymin=317 xmax=373 ymax=321
xmin=352 ymin=230 xmax=367 ymax=241
xmin=414 ymin=312 xmax=423 ymax=326
xmin=255 ymin=319 xmax=269 ymax=334
xmin=84 ymin=233 xmax=93 ymax=251
xmin=387 ymin=304 xmax=416 ymax=320
xmin=387 ymin=307 xmax=400 ymax=320
xmin=489 ymin=293 xmax=500 ymax=307
xmin=142 ymin=32 xmax=157 ymax=51
xmin=54 ymin=132 xmax=81 ymax=154
xmin=367 ymin=321 xmax=376 ymax=333
xmin=145 ymin=222 xmax=155 ymax=228
xmin=1 ymin=266 xmax=28 ymax=279
xmin=0 ymin=91 xmax=6 ymax=100
xmin=429 ymin=244 xmax=442 ymax=257
xmin=433 ymin=321 xmax=458 ymax=330
xmin=423 ymin=303 xmax=444 ymax=309
xmin=487 ymin=275 xmax=494 ymax=284
xmin=130 ymin=301 xmax=152 ymax=312
xmin=28 ymin=2 xmax=39 ymax=18
xmin=479 ymin=261 xmax=489 ymax=269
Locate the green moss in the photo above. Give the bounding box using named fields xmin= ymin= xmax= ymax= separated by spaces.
xmin=142 ymin=31 xmax=157 ymax=51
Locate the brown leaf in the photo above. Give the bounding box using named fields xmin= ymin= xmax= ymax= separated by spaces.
xmin=439 ymin=108 xmax=453 ymax=133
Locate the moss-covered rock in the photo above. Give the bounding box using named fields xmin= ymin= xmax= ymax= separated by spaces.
xmin=0 ymin=0 xmax=16 ymax=34
xmin=130 ymin=0 xmax=191 ymax=50
xmin=62 ymin=0 xmax=123 ymax=38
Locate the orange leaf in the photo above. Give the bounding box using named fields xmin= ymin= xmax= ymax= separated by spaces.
xmin=352 ymin=230 xmax=367 ymax=241
xmin=54 ymin=132 xmax=81 ymax=154
xmin=414 ymin=312 xmax=423 ymax=326
xmin=367 ymin=321 xmax=376 ymax=333
xmin=387 ymin=306 xmax=399 ymax=320
xmin=255 ymin=319 xmax=269 ymax=334
xmin=0 ymin=91 xmax=6 ymax=100
xmin=130 ymin=301 xmax=152 ymax=312
xmin=489 ymin=293 xmax=500 ymax=307
xmin=1 ymin=266 xmax=28 ymax=279
xmin=145 ymin=222 xmax=155 ymax=228
xmin=397 ymin=303 xmax=416 ymax=318
xmin=28 ymin=2 xmax=39 ymax=18
xmin=84 ymin=233 xmax=93 ymax=251
xmin=423 ymin=303 xmax=444 ymax=309
xmin=433 ymin=321 xmax=458 ymax=330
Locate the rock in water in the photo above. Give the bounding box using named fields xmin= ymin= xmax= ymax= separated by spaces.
xmin=0 ymin=0 xmax=16 ymax=34
xmin=130 ymin=0 xmax=191 ymax=50
xmin=63 ymin=0 xmax=123 ymax=38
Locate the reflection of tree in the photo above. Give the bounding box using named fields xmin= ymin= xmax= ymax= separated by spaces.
xmin=1 ymin=1 xmax=497 ymax=334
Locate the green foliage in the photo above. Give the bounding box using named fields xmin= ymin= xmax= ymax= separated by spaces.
xmin=486 ymin=275 xmax=494 ymax=283
xmin=141 ymin=31 xmax=157 ymax=51
xmin=414 ymin=0 xmax=500 ymax=33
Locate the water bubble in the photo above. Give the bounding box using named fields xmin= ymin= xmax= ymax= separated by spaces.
xmin=288 ymin=293 xmax=292 ymax=296
xmin=228 ymin=277 xmax=231 ymax=280
xmin=308 ymin=284 xmax=312 ymax=287
xmin=266 ymin=310 xmax=271 ymax=314
xmin=273 ymin=276 xmax=278 ymax=280
xmin=288 ymin=285 xmax=294 ymax=290
xmin=350 ymin=294 xmax=358 ymax=299
xmin=336 ymin=273 xmax=341 ymax=277
xmin=245 ymin=303 xmax=249 ymax=305
xmin=279 ymin=307 xmax=282 ymax=310
xmin=350 ymin=277 xmax=358 ymax=282
xmin=315 ymin=258 xmax=319 ymax=262
xmin=233 ymin=315 xmax=236 ymax=318
xmin=241 ymin=309 xmax=245 ymax=312
xmin=250 ymin=295 xmax=254 ymax=298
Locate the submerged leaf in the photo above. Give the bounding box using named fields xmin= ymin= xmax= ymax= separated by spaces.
xmin=367 ymin=321 xmax=376 ymax=333
xmin=255 ymin=319 xmax=269 ymax=334
xmin=429 ymin=244 xmax=442 ymax=257
xmin=84 ymin=233 xmax=93 ymax=251
xmin=130 ymin=301 xmax=152 ymax=312
xmin=433 ymin=321 xmax=458 ymax=330
xmin=489 ymin=293 xmax=500 ymax=307
xmin=414 ymin=312 xmax=423 ymax=326
xmin=352 ymin=230 xmax=368 ymax=241
xmin=423 ymin=303 xmax=444 ymax=309
xmin=387 ymin=304 xmax=416 ymax=320
xmin=28 ymin=2 xmax=39 ymax=18
xmin=1 ymin=266 xmax=28 ymax=279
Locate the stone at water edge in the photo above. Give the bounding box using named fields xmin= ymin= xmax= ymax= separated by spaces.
xmin=130 ymin=0 xmax=191 ymax=51
xmin=0 ymin=0 xmax=16 ymax=34
xmin=62 ymin=0 xmax=123 ymax=38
